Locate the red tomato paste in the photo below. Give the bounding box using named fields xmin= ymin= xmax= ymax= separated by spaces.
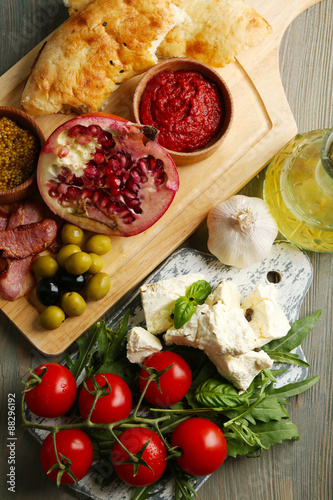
xmin=139 ymin=70 xmax=224 ymax=152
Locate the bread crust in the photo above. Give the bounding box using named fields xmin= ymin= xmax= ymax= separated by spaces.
xmin=157 ymin=0 xmax=272 ymax=68
xmin=21 ymin=0 xmax=183 ymax=115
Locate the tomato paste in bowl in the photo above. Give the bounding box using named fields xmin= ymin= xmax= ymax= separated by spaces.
xmin=139 ymin=69 xmax=224 ymax=153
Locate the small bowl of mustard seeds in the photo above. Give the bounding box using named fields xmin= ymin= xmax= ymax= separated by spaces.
xmin=0 ymin=106 xmax=45 ymax=204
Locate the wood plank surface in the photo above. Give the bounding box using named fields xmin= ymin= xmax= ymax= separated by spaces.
xmin=0 ymin=1 xmax=332 ymax=500
xmin=0 ymin=0 xmax=318 ymax=356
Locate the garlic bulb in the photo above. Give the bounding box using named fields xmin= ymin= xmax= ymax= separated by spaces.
xmin=207 ymin=195 xmax=278 ymax=268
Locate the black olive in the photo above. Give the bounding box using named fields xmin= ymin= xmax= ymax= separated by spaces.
xmin=58 ymin=269 xmax=87 ymax=292
xmin=36 ymin=278 xmax=60 ymax=306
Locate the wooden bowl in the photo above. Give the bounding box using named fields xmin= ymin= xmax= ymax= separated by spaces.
xmin=133 ymin=58 xmax=233 ymax=166
xmin=0 ymin=106 xmax=45 ymax=204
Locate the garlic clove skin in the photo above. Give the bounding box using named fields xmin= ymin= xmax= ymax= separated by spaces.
xmin=207 ymin=195 xmax=278 ymax=268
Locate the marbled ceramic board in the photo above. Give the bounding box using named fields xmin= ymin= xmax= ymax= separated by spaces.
xmin=26 ymin=241 xmax=313 ymax=499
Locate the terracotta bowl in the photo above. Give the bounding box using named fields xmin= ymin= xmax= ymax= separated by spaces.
xmin=0 ymin=106 xmax=45 ymax=204
xmin=133 ymin=58 xmax=233 ymax=166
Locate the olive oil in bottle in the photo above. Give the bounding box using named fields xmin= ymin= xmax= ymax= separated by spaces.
xmin=263 ymin=129 xmax=333 ymax=252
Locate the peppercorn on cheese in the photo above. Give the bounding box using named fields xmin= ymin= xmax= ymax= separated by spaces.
xmin=140 ymin=273 xmax=205 ymax=334
xmin=241 ymin=284 xmax=290 ymax=348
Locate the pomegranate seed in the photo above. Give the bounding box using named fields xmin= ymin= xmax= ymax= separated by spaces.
xmin=129 ymin=169 xmax=141 ymax=183
xmin=58 ymin=146 xmax=69 ymax=158
xmin=107 ymin=202 xmax=117 ymax=215
xmin=59 ymin=183 xmax=68 ymax=194
xmin=99 ymin=131 xmax=113 ymax=144
xmin=67 ymin=187 xmax=80 ymax=198
xmin=92 ymin=191 xmax=101 ymax=203
xmin=67 ymin=125 xmax=86 ymax=137
xmin=94 ymin=152 xmax=104 ymax=164
xmin=72 ymin=175 xmax=84 ymax=186
xmin=154 ymin=175 xmax=165 ymax=186
xmin=125 ymin=180 xmax=139 ymax=193
xmin=126 ymin=198 xmax=141 ymax=209
xmin=122 ymin=214 xmax=136 ymax=224
xmin=48 ymin=186 xmax=59 ymax=198
xmin=99 ymin=197 xmax=109 ymax=209
xmin=122 ymin=188 xmax=136 ymax=200
xmin=87 ymin=124 xmax=103 ymax=137
xmin=147 ymin=156 xmax=156 ymax=171
xmin=77 ymin=134 xmax=91 ymax=146
xmin=56 ymin=174 xmax=66 ymax=182
xmin=137 ymin=159 xmax=149 ymax=177
xmin=107 ymin=175 xmax=121 ymax=189
xmin=81 ymin=189 xmax=92 ymax=200
xmin=85 ymin=165 xmax=99 ymax=178
xmin=58 ymin=196 xmax=72 ymax=207
xmin=113 ymin=205 xmax=129 ymax=216
xmin=66 ymin=173 xmax=75 ymax=184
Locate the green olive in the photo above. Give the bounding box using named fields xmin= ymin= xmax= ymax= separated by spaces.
xmin=86 ymin=273 xmax=111 ymax=301
xmin=39 ymin=306 xmax=65 ymax=330
xmin=61 ymin=292 xmax=86 ymax=317
xmin=61 ymin=223 xmax=84 ymax=245
xmin=85 ymin=235 xmax=111 ymax=255
xmin=87 ymin=253 xmax=104 ymax=274
xmin=65 ymin=252 xmax=92 ymax=275
xmin=33 ymin=256 xmax=59 ymax=277
xmin=57 ymin=244 xmax=81 ymax=267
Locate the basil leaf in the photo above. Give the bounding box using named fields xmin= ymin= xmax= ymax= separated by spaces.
xmin=66 ymin=321 xmax=102 ymax=380
xmin=173 ymin=297 xmax=196 ymax=329
xmin=263 ymin=309 xmax=321 ymax=353
xmin=186 ymin=279 xmax=212 ymax=304
xmin=195 ymin=378 xmax=253 ymax=409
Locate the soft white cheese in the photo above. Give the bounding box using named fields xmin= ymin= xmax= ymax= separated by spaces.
xmin=241 ymin=284 xmax=290 ymax=348
xmin=205 ymin=280 xmax=241 ymax=308
xmin=197 ymin=302 xmax=256 ymax=357
xmin=164 ymin=304 xmax=209 ymax=347
xmin=207 ymin=349 xmax=274 ymax=392
xmin=126 ymin=326 xmax=162 ymax=364
xmin=140 ymin=273 xmax=205 ymax=334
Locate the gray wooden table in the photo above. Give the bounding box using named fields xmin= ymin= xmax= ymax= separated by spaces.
xmin=0 ymin=1 xmax=332 ymax=499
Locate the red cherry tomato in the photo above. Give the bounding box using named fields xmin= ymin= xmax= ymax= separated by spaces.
xmin=24 ymin=363 xmax=77 ymax=418
xmin=79 ymin=373 xmax=132 ymax=424
xmin=171 ymin=418 xmax=227 ymax=476
xmin=111 ymin=427 xmax=167 ymax=487
xmin=40 ymin=429 xmax=93 ymax=484
xmin=138 ymin=351 xmax=192 ymax=407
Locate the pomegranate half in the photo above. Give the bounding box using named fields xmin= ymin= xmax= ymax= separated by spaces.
xmin=37 ymin=115 xmax=179 ymax=236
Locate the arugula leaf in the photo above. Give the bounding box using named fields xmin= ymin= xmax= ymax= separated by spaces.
xmin=226 ymin=420 xmax=300 ymax=458
xmin=131 ymin=486 xmax=166 ymax=500
xmin=173 ymin=297 xmax=196 ymax=329
xmin=186 ymin=280 xmax=212 ymax=304
xmin=263 ymin=310 xmax=322 ymax=353
xmin=66 ymin=322 xmax=102 ymax=380
xmin=264 ymin=351 xmax=310 ymax=367
xmin=265 ymin=375 xmax=320 ymax=400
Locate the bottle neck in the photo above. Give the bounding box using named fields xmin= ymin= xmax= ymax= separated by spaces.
xmin=320 ymin=128 xmax=333 ymax=179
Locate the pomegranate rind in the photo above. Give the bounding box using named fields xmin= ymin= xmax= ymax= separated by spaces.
xmin=37 ymin=116 xmax=179 ymax=236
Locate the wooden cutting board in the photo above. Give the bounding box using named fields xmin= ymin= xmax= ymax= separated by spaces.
xmin=0 ymin=0 xmax=321 ymax=356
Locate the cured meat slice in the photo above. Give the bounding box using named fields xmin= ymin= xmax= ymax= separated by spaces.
xmin=0 ymin=218 xmax=58 ymax=259
xmin=6 ymin=200 xmax=46 ymax=229
xmin=0 ymin=207 xmax=9 ymax=230
xmin=0 ymin=257 xmax=35 ymax=301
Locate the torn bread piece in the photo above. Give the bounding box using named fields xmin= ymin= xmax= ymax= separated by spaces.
xmin=127 ymin=326 xmax=162 ymax=364
xmin=22 ymin=0 xmax=188 ymax=115
xmin=63 ymin=0 xmax=93 ymax=16
xmin=157 ymin=0 xmax=272 ymax=68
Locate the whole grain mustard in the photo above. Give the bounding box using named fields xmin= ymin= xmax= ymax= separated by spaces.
xmin=0 ymin=117 xmax=39 ymax=191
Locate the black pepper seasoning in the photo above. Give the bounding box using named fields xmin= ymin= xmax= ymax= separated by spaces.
xmin=103 ymin=22 xmax=107 ymax=26
xmin=110 ymin=60 xmax=114 ymax=65
xmin=119 ymin=69 xmax=124 ymax=73
xmin=123 ymin=42 xmax=127 ymax=46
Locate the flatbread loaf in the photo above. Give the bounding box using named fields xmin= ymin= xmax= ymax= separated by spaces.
xmin=157 ymin=0 xmax=272 ymax=67
xmin=21 ymin=0 xmax=187 ymax=115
